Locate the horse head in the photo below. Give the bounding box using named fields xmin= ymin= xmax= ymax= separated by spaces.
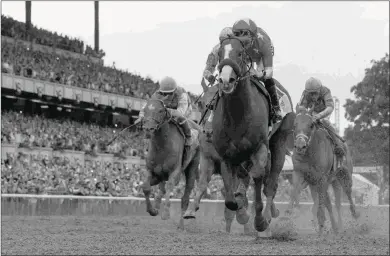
xmin=294 ymin=106 xmax=318 ymax=155
xmin=217 ymin=36 xmax=254 ymax=95
xmin=142 ymin=99 xmax=171 ymax=137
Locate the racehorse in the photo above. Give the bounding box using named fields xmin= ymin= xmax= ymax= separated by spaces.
xmin=289 ymin=106 xmax=360 ymax=234
xmin=212 ymin=36 xmax=295 ymax=232
xmin=140 ymin=99 xmax=201 ymax=229
xmin=183 ymin=81 xmax=254 ymax=234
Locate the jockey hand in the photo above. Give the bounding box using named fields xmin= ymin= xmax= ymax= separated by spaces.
xmin=312 ymin=114 xmax=321 ymax=123
xmin=207 ymin=74 xmax=216 ymax=84
xmin=134 ymin=117 xmax=143 ymax=125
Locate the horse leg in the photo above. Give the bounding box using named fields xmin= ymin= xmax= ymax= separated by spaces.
xmin=286 ymin=170 xmax=306 ymax=216
xmin=154 ymin=181 xmax=166 ymax=212
xmin=224 ymin=206 xmax=235 ymax=233
xmin=324 ymin=187 xmax=339 ymax=234
xmin=220 ymin=161 xmax=239 ymax=211
xmin=309 ymin=184 xmax=319 ymax=230
xmin=332 ymin=180 xmax=343 ymax=230
xmin=183 ymin=153 xmax=214 ymax=219
xmin=336 ymin=166 xmax=360 ymax=219
xmin=263 ymin=135 xmax=286 ymax=222
xmin=161 ymin=164 xmax=182 ymax=220
xmin=253 ymin=176 xmax=269 ymax=232
xmin=142 ymin=172 xmax=160 ymax=216
xmin=316 ymin=181 xmax=331 ymax=235
xmin=179 ymin=157 xmax=199 ymax=229
xmin=235 ymin=172 xmax=250 ymax=225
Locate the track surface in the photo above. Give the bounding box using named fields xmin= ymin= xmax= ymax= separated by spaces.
xmin=2 ymin=198 xmax=389 ymax=255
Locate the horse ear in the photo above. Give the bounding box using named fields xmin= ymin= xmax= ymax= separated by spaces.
xmin=201 ymin=78 xmax=209 ymax=92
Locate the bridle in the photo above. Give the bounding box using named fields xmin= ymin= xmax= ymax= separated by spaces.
xmin=143 ymin=99 xmax=173 ymax=131
xmin=217 ymin=36 xmax=255 ymax=94
xmin=294 ymin=112 xmax=317 ymax=150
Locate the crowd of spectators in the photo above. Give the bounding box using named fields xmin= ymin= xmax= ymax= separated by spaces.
xmin=1 ymin=110 xmax=300 ymax=200
xmin=1 ymin=40 xmax=160 ymax=100
xmin=2 ymin=15 xmax=105 ymax=59
xmin=1 ymin=110 xmax=145 ymax=158
xmin=1 ymin=151 xmax=149 ymax=197
xmin=1 ymin=17 xmax=200 ymax=106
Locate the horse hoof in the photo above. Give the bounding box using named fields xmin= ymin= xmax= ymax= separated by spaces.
xmin=271 ymin=208 xmax=280 ymax=218
xmin=243 ymin=223 xmax=255 ymax=236
xmin=148 ymin=209 xmax=159 ymax=217
xmin=161 ymin=209 xmax=170 ymax=220
xmin=236 ymin=208 xmax=250 ymax=225
xmin=353 ymin=211 xmax=361 ymax=219
xmin=183 ymin=210 xmax=196 ymax=219
xmin=225 ymin=201 xmax=238 ymax=211
xmin=254 ymin=215 xmax=270 ymax=232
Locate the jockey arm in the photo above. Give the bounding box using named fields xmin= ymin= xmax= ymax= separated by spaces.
xmin=254 ymin=28 xmax=274 ymax=79
xmin=138 ymin=102 xmax=147 ymax=119
xmin=203 ymin=44 xmax=220 ymax=83
xmin=316 ymin=89 xmax=334 ymax=119
xmin=167 ymin=93 xmax=189 ymax=118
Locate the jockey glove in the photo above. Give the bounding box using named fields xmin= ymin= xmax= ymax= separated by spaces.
xmin=207 ymin=75 xmax=216 ymax=84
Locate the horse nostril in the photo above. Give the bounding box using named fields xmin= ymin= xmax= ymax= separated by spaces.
xmin=229 ymin=78 xmax=236 ymax=83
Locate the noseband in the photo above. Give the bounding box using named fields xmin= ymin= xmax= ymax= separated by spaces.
xmin=294 ymin=113 xmax=316 ymax=148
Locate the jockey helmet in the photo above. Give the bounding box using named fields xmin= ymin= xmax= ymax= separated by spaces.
xmin=159 ymin=76 xmax=177 ymax=93
xmin=232 ymin=18 xmax=257 ymax=37
xmin=305 ymin=77 xmax=322 ymax=92
xmin=219 ymin=27 xmax=233 ymax=41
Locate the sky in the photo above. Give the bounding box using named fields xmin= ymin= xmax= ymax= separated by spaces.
xmin=2 ymin=1 xmax=389 ymax=134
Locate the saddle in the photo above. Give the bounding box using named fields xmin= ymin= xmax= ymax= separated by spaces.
xmin=170 ymin=117 xmax=200 ymax=148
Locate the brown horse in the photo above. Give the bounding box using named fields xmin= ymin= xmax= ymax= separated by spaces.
xmin=183 ymin=82 xmax=254 ymax=234
xmin=140 ymin=99 xmax=201 ymax=229
xmin=290 ymin=107 xmax=359 ymax=234
xmin=212 ymin=36 xmax=295 ymax=232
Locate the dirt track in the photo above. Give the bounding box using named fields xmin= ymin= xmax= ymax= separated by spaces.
xmin=2 ymin=198 xmax=389 ymax=255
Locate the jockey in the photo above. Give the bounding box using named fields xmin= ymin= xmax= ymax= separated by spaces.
xmin=203 ymin=27 xmax=234 ymax=85
xmin=135 ymin=76 xmax=193 ymax=158
xmin=232 ymin=18 xmax=282 ymax=122
xmin=297 ymin=77 xmax=345 ymax=158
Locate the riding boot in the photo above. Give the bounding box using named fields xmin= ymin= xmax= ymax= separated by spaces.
xmin=179 ymin=117 xmax=192 ymax=163
xmin=264 ymin=78 xmax=283 ymax=122
xmin=329 ymin=132 xmax=345 ymax=158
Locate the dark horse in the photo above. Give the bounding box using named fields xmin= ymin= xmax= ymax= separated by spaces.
xmin=183 ymin=82 xmax=254 ymax=234
xmin=212 ymin=36 xmax=295 ymax=232
xmin=289 ymin=107 xmax=359 ymax=234
xmin=141 ymin=99 xmax=201 ymax=229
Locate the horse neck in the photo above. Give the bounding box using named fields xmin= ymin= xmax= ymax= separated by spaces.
xmin=150 ymin=122 xmax=172 ymax=149
xmin=220 ymin=78 xmax=254 ymax=121
xmin=307 ymin=127 xmax=331 ymax=157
